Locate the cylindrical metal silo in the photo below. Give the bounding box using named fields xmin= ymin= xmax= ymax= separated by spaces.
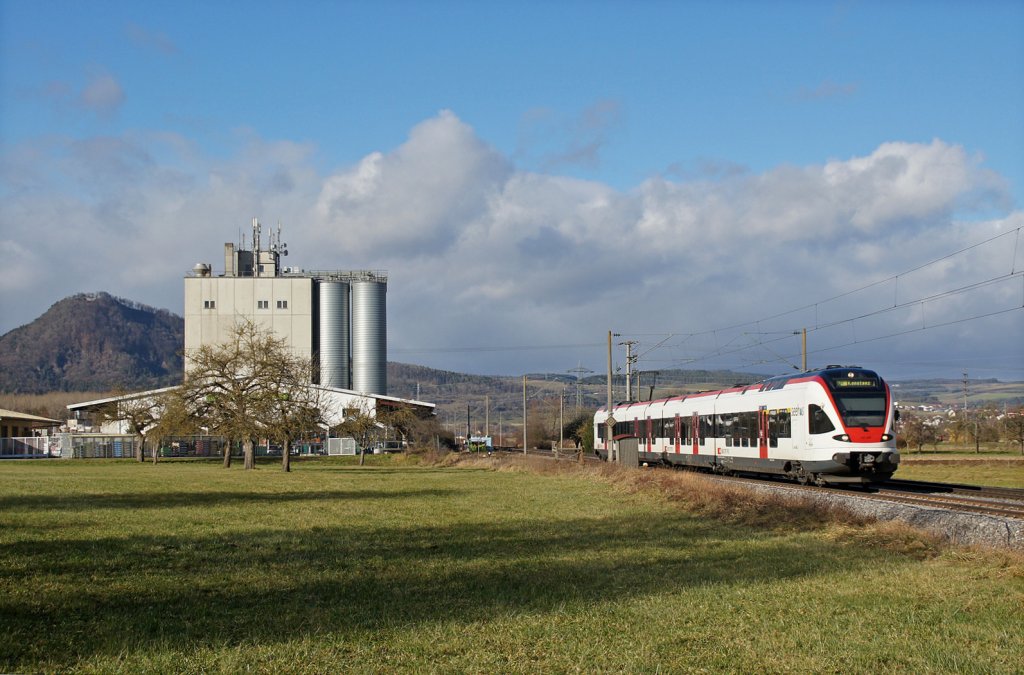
xmin=318 ymin=281 xmax=351 ymax=389
xmin=351 ymin=279 xmax=387 ymax=395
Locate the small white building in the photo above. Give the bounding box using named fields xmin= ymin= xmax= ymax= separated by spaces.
xmin=67 ymin=385 xmax=434 ymax=435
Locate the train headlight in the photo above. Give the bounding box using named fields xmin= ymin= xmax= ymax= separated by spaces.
xmin=831 ymin=434 xmax=851 ymax=442
xmin=881 ymin=434 xmax=893 ymax=441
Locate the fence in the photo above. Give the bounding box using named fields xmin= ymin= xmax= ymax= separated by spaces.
xmin=0 ymin=436 xmax=63 ymax=459
xmin=1 ymin=434 xmax=330 ymax=460
xmin=70 ymin=434 xmax=141 ymax=459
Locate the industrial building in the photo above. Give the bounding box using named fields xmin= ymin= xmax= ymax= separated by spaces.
xmin=184 ymin=218 xmax=389 ymax=395
xmin=43 ymin=218 xmax=435 ymax=459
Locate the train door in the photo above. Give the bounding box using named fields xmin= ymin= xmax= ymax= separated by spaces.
xmin=758 ymin=406 xmax=769 ymax=459
xmin=674 ymin=414 xmax=681 ymax=453
xmin=646 ymin=417 xmax=653 ymax=454
xmin=692 ymin=413 xmax=699 ymax=454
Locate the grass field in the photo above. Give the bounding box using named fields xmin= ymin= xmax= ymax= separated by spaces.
xmin=1 ymin=456 xmax=1022 ymax=673
xmin=897 ymin=457 xmax=1024 ymax=488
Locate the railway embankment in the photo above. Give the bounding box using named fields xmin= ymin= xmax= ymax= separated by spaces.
xmin=472 ymin=450 xmax=1024 ymax=550
xmin=736 ymin=480 xmax=1024 ymax=550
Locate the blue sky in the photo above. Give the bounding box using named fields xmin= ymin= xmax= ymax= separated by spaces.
xmin=2 ymin=0 xmax=1022 ymax=383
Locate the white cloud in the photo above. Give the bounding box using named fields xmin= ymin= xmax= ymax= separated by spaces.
xmin=516 ymin=99 xmax=623 ymax=172
xmin=315 ymin=110 xmax=511 ymax=257
xmin=798 ymin=78 xmax=859 ymax=101
xmin=823 ymin=140 xmax=1008 ymax=229
xmin=26 ymin=70 xmax=127 ymax=120
xmin=78 ymin=71 xmax=125 ymax=118
xmin=125 ymin=22 xmax=179 ymax=56
xmin=1 ymin=112 xmax=1020 ymax=378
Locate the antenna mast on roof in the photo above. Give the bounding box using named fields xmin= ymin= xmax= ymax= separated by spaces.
xmin=252 ymin=217 xmax=261 ymax=277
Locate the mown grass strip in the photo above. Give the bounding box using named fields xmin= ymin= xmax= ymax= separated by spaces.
xmin=1 ymin=457 xmax=1021 ymax=673
xmin=897 ymin=458 xmax=1024 ymax=488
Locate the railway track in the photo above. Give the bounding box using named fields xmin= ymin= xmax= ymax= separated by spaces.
xmin=868 ymin=478 xmax=1024 ymax=520
xmin=711 ymin=473 xmax=1024 ymax=520
xmin=677 ymin=470 xmax=1024 ymax=520
xmin=502 ymin=448 xmax=1024 ymax=519
xmin=875 ymin=478 xmax=1024 ymax=501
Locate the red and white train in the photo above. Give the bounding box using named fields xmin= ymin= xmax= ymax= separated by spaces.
xmin=594 ymin=366 xmax=900 ymax=485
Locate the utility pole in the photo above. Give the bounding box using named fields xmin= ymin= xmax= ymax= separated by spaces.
xmin=606 ymin=331 xmax=616 ymax=463
xmin=522 ymin=375 xmax=528 ymax=455
xmin=963 ymin=371 xmax=979 ymax=453
xmin=558 ymin=384 xmax=564 ymax=458
xmin=485 ymin=394 xmax=490 ymax=438
xmin=619 ymin=339 xmax=638 ymax=402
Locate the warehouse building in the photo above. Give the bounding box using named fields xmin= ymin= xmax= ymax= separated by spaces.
xmin=0 ymin=408 xmax=62 ymax=458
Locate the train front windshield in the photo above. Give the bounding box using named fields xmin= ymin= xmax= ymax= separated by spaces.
xmin=825 ymin=371 xmax=888 ymax=428
xmin=833 ymin=394 xmax=887 ymax=427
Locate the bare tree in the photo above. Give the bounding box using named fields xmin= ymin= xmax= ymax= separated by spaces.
xmin=335 ymin=402 xmax=378 ymax=466
xmin=263 ymin=368 xmax=329 ymax=473
xmin=376 ymin=403 xmax=420 ymax=449
xmin=1003 ymin=407 xmax=1024 ymax=456
xmin=568 ymin=412 xmax=595 ymax=462
xmin=898 ymin=412 xmax=937 ymax=453
xmin=149 ymin=391 xmax=199 ymax=464
xmin=95 ymin=391 xmax=165 ymax=463
xmin=180 ymin=320 xmax=315 ymax=470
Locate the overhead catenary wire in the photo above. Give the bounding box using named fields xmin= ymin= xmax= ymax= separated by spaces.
xmin=630 ymin=225 xmax=1024 ymax=370
xmin=636 ymin=272 xmax=1023 ymax=366
xmin=390 ymin=226 xmax=1022 ymax=369
xmin=391 ymin=342 xmax=604 ymax=355
xmin=631 ymin=225 xmax=1022 ymax=340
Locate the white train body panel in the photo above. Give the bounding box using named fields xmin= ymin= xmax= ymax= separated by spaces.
xmin=594 ymin=366 xmax=899 ymax=484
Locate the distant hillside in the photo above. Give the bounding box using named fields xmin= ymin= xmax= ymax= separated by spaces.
xmin=0 ymin=293 xmax=184 ymax=394
xmin=14 ymin=293 xmax=1017 ymax=415
xmin=387 ymin=362 xmax=771 ymax=438
xmin=890 ymin=378 xmax=1024 ymax=407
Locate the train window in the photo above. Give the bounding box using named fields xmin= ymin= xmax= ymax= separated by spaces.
xmin=834 ymin=393 xmax=887 ymax=427
xmin=699 ymin=415 xmax=713 ymax=443
xmin=775 ymin=410 xmax=791 ymax=438
xmin=809 ymin=404 xmax=836 ymax=434
xmin=768 ymin=410 xmax=788 ymax=447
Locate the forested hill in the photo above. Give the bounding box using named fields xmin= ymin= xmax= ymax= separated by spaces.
xmin=0 ymin=293 xmax=184 ymax=394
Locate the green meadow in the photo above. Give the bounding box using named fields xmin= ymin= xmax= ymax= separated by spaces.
xmin=1 ymin=457 xmax=1022 ymax=673
xmin=897 ymin=457 xmax=1024 ymax=488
